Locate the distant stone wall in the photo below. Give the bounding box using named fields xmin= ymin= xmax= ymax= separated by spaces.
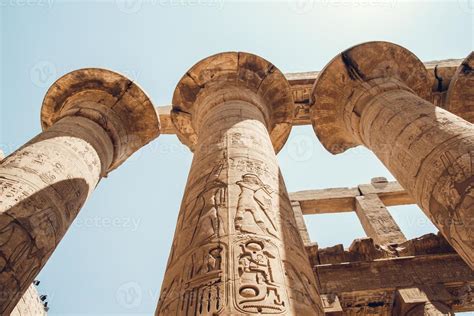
xmin=10 ymin=284 xmax=46 ymax=316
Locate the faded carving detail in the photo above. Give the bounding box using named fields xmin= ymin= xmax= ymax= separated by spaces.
xmin=430 ymin=150 xmax=474 ymax=265
xmin=235 ymin=174 xmax=278 ymax=238
xmin=234 ymin=238 xmax=287 ymax=314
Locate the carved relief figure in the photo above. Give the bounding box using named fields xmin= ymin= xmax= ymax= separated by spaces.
xmin=235 ymin=174 xmax=278 ymax=238
xmin=188 ymin=164 xmax=227 ymax=244
xmin=180 ymin=245 xmax=226 ymax=316
xmin=430 ymin=151 xmax=474 ymax=264
xmin=235 ymin=240 xmax=286 ymax=314
xmin=169 ymin=163 xmax=227 ymax=265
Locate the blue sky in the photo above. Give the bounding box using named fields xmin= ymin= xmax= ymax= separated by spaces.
xmin=1 ymin=0 xmax=473 ymax=314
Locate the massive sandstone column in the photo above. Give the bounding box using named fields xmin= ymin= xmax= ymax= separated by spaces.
xmin=0 ymin=69 xmax=160 ymax=314
xmin=311 ymin=41 xmax=474 ymax=269
xmin=445 ymin=51 xmax=474 ymax=123
xmin=156 ymin=52 xmax=323 ymax=315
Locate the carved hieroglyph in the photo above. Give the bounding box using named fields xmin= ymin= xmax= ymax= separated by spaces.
xmin=310 ymin=41 xmax=474 ymax=269
xmin=0 ymin=69 xmax=160 ymax=314
xmin=156 ymin=52 xmax=323 ymax=315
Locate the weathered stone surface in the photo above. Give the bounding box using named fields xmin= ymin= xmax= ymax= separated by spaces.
xmin=156 ymin=52 xmax=323 ymax=315
xmin=310 ymin=41 xmax=474 ymax=269
xmin=289 ymin=180 xmax=414 ymax=214
xmin=0 ymin=69 xmax=160 ymax=314
xmin=355 ymin=194 xmax=406 ymax=245
xmin=394 ymin=288 xmax=453 ymax=315
xmin=291 ymin=201 xmax=311 ymax=245
xmin=445 ymin=52 xmax=474 ymax=123
xmin=321 ymin=294 xmax=343 ymax=315
xmin=156 ymin=58 xmax=462 ymax=135
xmin=10 ymin=284 xmax=46 ymax=316
xmin=316 ymin=249 xmax=474 ymax=314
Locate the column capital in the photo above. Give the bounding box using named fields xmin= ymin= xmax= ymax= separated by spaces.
xmin=445 ymin=51 xmax=474 ymax=123
xmin=41 ymin=68 xmax=160 ymax=172
xmin=310 ymin=41 xmax=430 ymax=154
xmin=171 ymin=52 xmax=294 ymax=153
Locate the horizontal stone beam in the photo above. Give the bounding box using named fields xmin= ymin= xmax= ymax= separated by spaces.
xmin=289 ymin=180 xmax=415 ymax=215
xmin=156 ymin=59 xmax=462 ymax=134
xmin=290 ymin=187 xmax=360 ymax=214
xmin=316 ymin=254 xmax=474 ymax=313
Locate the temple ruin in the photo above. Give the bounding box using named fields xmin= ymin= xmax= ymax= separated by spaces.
xmin=1 ymin=41 xmax=473 ymax=315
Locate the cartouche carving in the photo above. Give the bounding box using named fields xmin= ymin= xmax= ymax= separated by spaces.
xmin=235 ymin=239 xmax=286 ymax=314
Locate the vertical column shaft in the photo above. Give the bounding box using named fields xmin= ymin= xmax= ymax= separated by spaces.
xmin=291 ymin=201 xmax=311 ymax=246
xmin=0 ymin=68 xmax=160 ymax=314
xmin=311 ymin=42 xmax=474 ymax=270
xmin=355 ymin=80 xmax=474 ymax=268
xmin=157 ymin=88 xmax=323 ymax=315
xmin=0 ymin=116 xmax=113 ymax=314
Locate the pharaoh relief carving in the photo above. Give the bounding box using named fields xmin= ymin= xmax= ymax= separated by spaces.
xmin=234 ymin=173 xmax=278 ymax=238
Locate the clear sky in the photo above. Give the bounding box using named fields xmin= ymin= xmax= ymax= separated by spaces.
xmin=1 ymin=0 xmax=473 ymax=314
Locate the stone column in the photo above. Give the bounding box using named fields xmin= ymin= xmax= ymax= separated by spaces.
xmin=310 ymin=41 xmax=474 ymax=269
xmin=156 ymin=52 xmax=324 ymax=315
xmin=445 ymin=52 xmax=474 ymax=123
xmin=0 ymin=68 xmax=160 ymax=314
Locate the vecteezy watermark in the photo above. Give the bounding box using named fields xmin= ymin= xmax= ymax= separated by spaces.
xmin=458 ymin=0 xmax=474 ymax=14
xmin=74 ymin=216 xmax=142 ymax=231
xmin=116 ymin=281 xmax=143 ymax=309
xmin=288 ymin=0 xmax=316 ymax=14
xmin=288 ymin=0 xmax=397 ymax=15
xmin=0 ymin=0 xmax=53 ymax=8
xmin=115 ymin=0 xmax=224 ymax=14
xmin=287 ymin=134 xmax=315 ymax=162
xmin=30 ymin=61 xmax=57 ymax=88
xmin=115 ymin=0 xmax=142 ymax=14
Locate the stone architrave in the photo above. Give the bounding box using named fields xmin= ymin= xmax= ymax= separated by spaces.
xmin=156 ymin=52 xmax=324 ymax=315
xmin=310 ymin=41 xmax=474 ymax=269
xmin=355 ymin=193 xmax=407 ymax=245
xmin=0 ymin=69 xmax=160 ymax=314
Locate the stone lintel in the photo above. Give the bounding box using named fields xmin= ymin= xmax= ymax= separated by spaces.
xmin=156 ymin=58 xmax=463 ymax=135
xmin=316 ymin=254 xmax=473 ymax=313
xmin=288 ymin=180 xmax=414 ymax=215
xmin=355 ymin=194 xmax=407 ymax=246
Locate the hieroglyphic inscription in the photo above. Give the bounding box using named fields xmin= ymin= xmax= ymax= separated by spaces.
xmin=180 ymin=244 xmax=226 ymax=315
xmin=430 ymin=150 xmax=474 ymax=265
xmin=234 ymin=238 xmax=286 ymax=314
xmin=0 ymin=137 xmax=100 ymax=314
